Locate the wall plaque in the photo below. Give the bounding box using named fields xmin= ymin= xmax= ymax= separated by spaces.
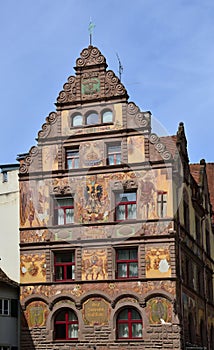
xmin=83 ymin=298 xmax=110 ymax=325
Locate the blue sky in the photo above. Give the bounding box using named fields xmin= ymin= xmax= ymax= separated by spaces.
xmin=0 ymin=0 xmax=214 ymax=164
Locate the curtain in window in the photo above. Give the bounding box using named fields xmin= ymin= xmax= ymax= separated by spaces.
xmin=68 ymin=324 xmax=78 ymax=338
xmin=116 ymin=205 xmax=125 ymax=220
xmin=132 ymin=323 xmax=142 ymax=337
xmin=129 ymin=262 xmax=138 ymax=277
xmin=128 ymin=204 xmax=136 ymax=219
xmin=118 ymin=324 xmax=129 ymax=338
xmin=118 ymin=263 xmax=127 ymax=277
xmin=65 ymin=208 xmax=74 ymax=223
xmin=58 ymin=208 xmax=65 ymax=225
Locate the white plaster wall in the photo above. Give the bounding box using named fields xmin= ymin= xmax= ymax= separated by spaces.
xmin=0 ymin=169 xmax=19 ymax=282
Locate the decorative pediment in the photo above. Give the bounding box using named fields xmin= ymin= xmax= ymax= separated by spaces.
xmin=127 ymin=102 xmax=151 ymax=131
xmin=19 ymin=146 xmax=39 ymax=174
xmin=56 ymin=46 xmax=128 ymax=107
xmin=149 ymin=133 xmax=172 ymax=161
xmin=38 ymin=111 xmax=58 ymax=139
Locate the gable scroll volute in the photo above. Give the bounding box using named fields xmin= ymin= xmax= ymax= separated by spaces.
xmin=149 ymin=133 xmax=172 ymax=161
xmin=56 ymin=46 xmax=128 ymax=106
xmin=127 ymin=102 xmax=151 ymax=132
xmin=19 ymin=146 xmax=40 ymax=175
xmin=38 ymin=111 xmax=59 ymax=140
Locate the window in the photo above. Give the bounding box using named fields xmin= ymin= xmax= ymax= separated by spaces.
xmin=115 ymin=192 xmax=137 ymax=221
xmin=0 ymin=299 xmax=9 ymax=315
xmin=86 ymin=112 xmax=99 ymax=125
xmin=206 ymin=229 xmax=210 ymax=256
xmin=117 ymin=308 xmax=142 ymax=339
xmin=107 ymin=143 xmax=121 ymax=165
xmin=195 ymin=215 xmax=201 ymax=245
xmin=72 ymin=114 xmax=83 ymax=127
xmin=2 ymin=171 xmax=8 ymax=183
xmin=102 ymin=110 xmax=113 ymax=123
xmin=54 ymin=252 xmax=75 ymax=281
xmin=66 ymin=148 xmax=79 ymax=169
xmin=116 ymin=248 xmax=138 ymax=279
xmin=54 ymin=309 xmax=78 ymax=340
xmin=0 ymin=347 xmax=10 ymax=350
xmin=54 ymin=197 xmax=74 ymax=225
xmin=157 ymin=191 xmax=167 ymax=217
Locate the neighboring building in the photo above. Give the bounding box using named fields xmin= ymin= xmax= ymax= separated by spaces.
xmin=0 ymin=267 xmax=19 ymax=350
xmin=0 ymin=164 xmax=19 ymax=282
xmin=18 ymin=46 xmax=214 ymax=350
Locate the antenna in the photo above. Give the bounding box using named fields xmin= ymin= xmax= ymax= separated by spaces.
xmin=116 ymin=52 xmax=123 ymax=81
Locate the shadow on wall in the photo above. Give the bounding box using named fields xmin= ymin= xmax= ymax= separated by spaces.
xmin=20 ymin=308 xmax=35 ymax=350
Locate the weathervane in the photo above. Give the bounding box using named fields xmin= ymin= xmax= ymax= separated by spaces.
xmin=88 ymin=19 xmax=95 ymax=46
xmin=116 ymin=52 xmax=123 ymax=81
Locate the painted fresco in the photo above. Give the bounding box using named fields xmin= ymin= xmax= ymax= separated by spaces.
xmin=80 ymin=141 xmax=104 ymax=167
xmin=42 ymin=145 xmax=58 ymax=171
xmin=20 ymin=180 xmax=50 ymax=228
xmin=145 ymin=246 xmax=171 ymax=278
xmin=25 ymin=301 xmax=48 ymax=328
xmin=20 ymin=253 xmax=46 ymax=283
xmin=82 ymin=298 xmax=110 ymax=326
xmin=146 ymin=297 xmax=172 ymax=324
xmin=127 ymin=135 xmax=145 ymax=164
xmin=82 ymin=249 xmax=108 ymax=280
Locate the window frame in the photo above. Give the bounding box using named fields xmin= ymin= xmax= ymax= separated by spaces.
xmin=54 ymin=251 xmax=75 ymax=282
xmin=116 ymin=308 xmax=142 ymax=340
xmin=54 ymin=308 xmax=78 ymax=341
xmin=54 ymin=196 xmax=74 ymax=226
xmin=115 ymin=191 xmax=137 ymax=222
xmin=116 ymin=248 xmax=138 ymax=279
xmin=0 ymin=299 xmax=10 ymax=316
xmin=66 ymin=148 xmax=80 ymax=170
xmin=157 ymin=191 xmax=167 ymax=218
xmin=70 ymin=108 xmax=114 ymax=128
xmin=107 ymin=142 xmax=122 ymax=166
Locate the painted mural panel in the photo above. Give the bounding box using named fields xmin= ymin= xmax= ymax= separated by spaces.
xmin=42 ymin=145 xmax=58 ymax=171
xmin=24 ymin=301 xmax=48 ymax=328
xmin=82 ymin=249 xmax=108 ymax=280
xmin=82 ymin=298 xmax=110 ymax=326
xmin=20 ymin=253 xmax=46 ymax=283
xmin=146 ymin=297 xmax=172 ymax=324
xmin=80 ymin=140 xmax=104 ymax=167
xmin=20 ymin=180 xmax=50 ymax=228
xmin=145 ymin=246 xmax=171 ymax=278
xmin=127 ymin=135 xmax=145 ymax=164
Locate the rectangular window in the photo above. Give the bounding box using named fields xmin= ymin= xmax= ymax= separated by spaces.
xmin=115 ymin=192 xmax=137 ymax=221
xmin=54 ymin=252 xmax=75 ymax=281
xmin=116 ymin=248 xmax=138 ymax=279
xmin=157 ymin=191 xmax=167 ymax=217
xmin=66 ymin=148 xmax=79 ymax=169
xmin=0 ymin=299 xmax=9 ymax=315
xmin=0 ymin=347 xmax=10 ymax=350
xmin=54 ymin=197 xmax=74 ymax=225
xmin=107 ymin=143 xmax=121 ymax=165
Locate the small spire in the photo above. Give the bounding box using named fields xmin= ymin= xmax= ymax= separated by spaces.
xmin=88 ymin=19 xmax=96 ymax=46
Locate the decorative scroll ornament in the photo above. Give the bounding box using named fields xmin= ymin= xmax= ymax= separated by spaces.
xmin=127 ymin=102 xmax=150 ymax=128
xmin=38 ymin=112 xmax=58 ymax=139
xmin=19 ymin=146 xmax=39 ymax=174
xmin=149 ymin=133 xmax=172 ymax=161
xmin=51 ymin=179 xmax=75 ymax=195
xmin=105 ymin=70 xmax=127 ymax=97
xmin=76 ymin=46 xmax=106 ymax=67
xmin=57 ymin=76 xmax=77 ymax=103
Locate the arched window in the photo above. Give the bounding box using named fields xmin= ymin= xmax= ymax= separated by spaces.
xmin=102 ymin=110 xmax=113 ymax=123
xmin=72 ymin=114 xmax=83 ymax=127
xmin=86 ymin=112 xmax=99 ymax=125
xmin=117 ymin=308 xmax=142 ymax=339
xmin=54 ymin=309 xmax=78 ymax=340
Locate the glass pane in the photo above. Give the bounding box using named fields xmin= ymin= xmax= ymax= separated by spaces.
xmin=57 ymin=208 xmax=64 ymax=225
xmin=65 ymin=208 xmax=74 ymax=223
xmin=68 ymin=323 xmax=78 ymax=338
xmin=55 ymin=324 xmax=66 ymax=339
xmin=118 ymin=309 xmax=128 ymax=320
xmin=68 ymin=311 xmax=77 ymax=321
xmin=131 ymin=309 xmax=141 ymax=320
xmin=73 ymin=115 xmax=82 ymax=126
xmin=116 ymin=154 xmax=121 ymax=164
xmin=73 ymin=158 xmax=79 ymax=168
xmin=118 ymin=250 xmax=129 ymax=260
xmin=132 ymin=323 xmax=142 ymax=337
xmin=108 ymin=155 xmax=114 ymax=165
xmin=129 ymin=263 xmax=138 ymax=277
xmin=118 ymin=323 xmax=129 ymax=338
xmin=55 ymin=310 xmax=66 ymax=321
xmin=127 ymin=203 xmax=137 ymax=219
xmin=130 ymin=249 xmax=137 ymax=260
xmin=108 ymin=145 xmax=121 ymax=153
xmin=87 ymin=113 xmax=99 ymax=125
xmin=0 ymin=300 xmax=2 ymax=314
xmin=116 ymin=205 xmax=125 ymax=220
xmin=3 ymin=300 xmax=8 ymax=315
xmin=67 ymin=265 xmax=74 ymax=279
xmin=56 ymin=266 xmax=64 ymax=280
xmin=56 ymin=252 xmax=74 ymax=263
xmin=57 ymin=198 xmax=73 ymax=207
xmin=102 ymin=110 xmax=113 ymax=123
xmin=116 ymin=192 xmax=136 ymax=202
xmin=118 ymin=263 xmax=127 ymax=277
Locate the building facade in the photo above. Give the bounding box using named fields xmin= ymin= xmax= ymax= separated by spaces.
xmin=0 ymin=268 xmax=19 ymax=350
xmin=0 ymin=164 xmax=20 ymax=282
xmin=19 ymin=46 xmax=214 ymax=349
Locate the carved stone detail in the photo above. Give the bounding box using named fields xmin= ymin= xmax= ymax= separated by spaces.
xmin=105 ymin=70 xmax=126 ymax=97
xmin=57 ymin=76 xmax=77 ymax=103
xmin=76 ymin=46 xmax=106 ymax=67
xmin=127 ymin=102 xmax=150 ymax=128
xmin=149 ymin=133 xmax=172 ymax=161
xmin=38 ymin=112 xmax=58 ymax=139
xmin=19 ymin=146 xmax=39 ymax=174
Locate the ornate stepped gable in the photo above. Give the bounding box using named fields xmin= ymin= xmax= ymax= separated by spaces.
xmin=56 ymin=45 xmax=129 ymax=106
